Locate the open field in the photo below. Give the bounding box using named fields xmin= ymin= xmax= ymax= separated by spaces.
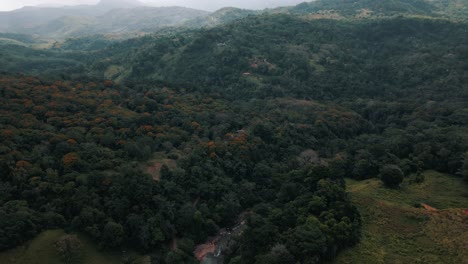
xmin=0 ymin=230 xmax=148 ymax=264
xmin=334 ymin=171 xmax=468 ymax=264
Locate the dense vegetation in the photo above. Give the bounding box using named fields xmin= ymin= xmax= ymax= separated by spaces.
xmin=0 ymin=75 xmax=362 ymax=263
xmin=0 ymin=0 xmax=467 ymax=263
xmin=92 ymin=15 xmax=467 ymax=101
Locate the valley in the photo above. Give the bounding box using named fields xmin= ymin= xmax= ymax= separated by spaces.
xmin=0 ymin=0 xmax=466 ymax=263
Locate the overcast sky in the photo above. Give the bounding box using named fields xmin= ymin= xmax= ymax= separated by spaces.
xmin=0 ymin=0 xmax=309 ymax=11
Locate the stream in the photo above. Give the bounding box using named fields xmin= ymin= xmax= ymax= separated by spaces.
xmin=194 ymin=219 xmax=247 ymax=264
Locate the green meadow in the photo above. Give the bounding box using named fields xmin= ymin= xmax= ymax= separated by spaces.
xmin=334 ymin=171 xmax=468 ymax=264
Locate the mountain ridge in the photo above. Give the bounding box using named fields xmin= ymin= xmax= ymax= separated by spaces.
xmin=97 ymin=0 xmax=144 ymax=8
xmin=1 ymin=0 xmax=466 ymax=38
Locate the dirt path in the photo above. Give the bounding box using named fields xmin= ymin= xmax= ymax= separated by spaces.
xmin=421 ymin=203 xmax=438 ymax=212
xmin=170 ymin=234 xmax=178 ymax=251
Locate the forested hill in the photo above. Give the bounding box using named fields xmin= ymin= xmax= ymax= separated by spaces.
xmin=0 ymin=0 xmax=467 ymax=263
xmin=0 ymin=1 xmax=208 ymax=38
xmin=29 ymin=7 xmax=208 ymax=38
xmin=0 ymin=0 xmax=466 ymax=39
xmin=88 ymin=15 xmax=467 ymax=101
xmin=289 ymin=0 xmax=468 ymax=19
xmin=184 ymin=7 xmax=261 ymax=28
xmin=291 ymin=0 xmax=435 ymax=16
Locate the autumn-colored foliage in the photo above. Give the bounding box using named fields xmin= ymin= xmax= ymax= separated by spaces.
xmin=63 ymin=153 xmax=79 ymax=167
xmin=16 ymin=160 xmax=32 ymax=168
xmin=67 ymin=139 xmax=78 ymax=145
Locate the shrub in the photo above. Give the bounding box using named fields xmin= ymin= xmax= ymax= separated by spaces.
xmin=380 ymin=165 xmax=404 ymax=188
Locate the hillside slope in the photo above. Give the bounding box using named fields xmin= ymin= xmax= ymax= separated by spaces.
xmin=186 ymin=7 xmax=261 ymax=28
xmin=0 ymin=0 xmax=206 ymax=38
xmin=336 ymin=171 xmax=468 ymax=263
xmin=289 ymin=0 xmax=468 ymax=19
xmin=29 ymin=7 xmax=208 ymax=38
xmin=89 ymin=15 xmax=467 ymax=101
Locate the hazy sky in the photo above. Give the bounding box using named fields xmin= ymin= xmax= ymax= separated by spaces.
xmin=0 ymin=0 xmax=308 ymax=11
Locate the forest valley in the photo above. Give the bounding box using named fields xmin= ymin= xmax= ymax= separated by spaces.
xmin=0 ymin=0 xmax=467 ymax=263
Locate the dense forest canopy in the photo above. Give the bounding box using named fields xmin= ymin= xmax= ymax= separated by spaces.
xmin=0 ymin=0 xmax=467 ymax=263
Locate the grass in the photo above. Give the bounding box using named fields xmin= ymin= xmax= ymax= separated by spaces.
xmin=333 ymin=171 xmax=468 ymax=264
xmin=0 ymin=230 xmax=148 ymax=264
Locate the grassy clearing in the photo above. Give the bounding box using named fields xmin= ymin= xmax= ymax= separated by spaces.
xmin=0 ymin=230 xmax=146 ymax=264
xmin=334 ymin=171 xmax=468 ymax=264
xmin=142 ymin=152 xmax=178 ymax=181
xmin=0 ymin=230 xmax=64 ymax=264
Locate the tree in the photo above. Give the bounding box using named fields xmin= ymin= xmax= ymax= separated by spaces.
xmin=0 ymin=201 xmax=39 ymax=250
xmin=298 ymin=149 xmax=320 ymax=166
xmin=353 ymin=159 xmax=379 ymax=180
xmin=102 ymin=221 xmax=125 ymax=248
xmin=380 ymin=164 xmax=404 ymax=188
xmin=256 ymin=244 xmax=295 ymax=264
xmin=290 ymin=217 xmax=326 ymax=263
xmin=164 ymin=249 xmax=186 ymax=264
xmin=55 ymin=234 xmax=84 ymax=264
xmin=461 ymin=152 xmax=468 ymax=182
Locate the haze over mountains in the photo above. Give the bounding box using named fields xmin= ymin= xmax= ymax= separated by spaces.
xmin=0 ymin=0 xmax=273 ymax=38
xmin=1 ymin=0 xmax=466 ymax=40
xmin=0 ymin=0 xmax=308 ymax=11
xmin=0 ymin=0 xmax=200 ymax=37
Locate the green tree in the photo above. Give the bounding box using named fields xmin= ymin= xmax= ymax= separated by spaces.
xmin=102 ymin=221 xmax=125 ymax=248
xmin=0 ymin=201 xmax=39 ymax=250
xmin=290 ymin=217 xmax=326 ymax=263
xmin=462 ymin=152 xmax=468 ymax=182
xmin=380 ymin=164 xmax=404 ymax=188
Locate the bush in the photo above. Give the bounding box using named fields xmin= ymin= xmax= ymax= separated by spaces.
xmin=380 ymin=165 xmax=404 ymax=188
xmin=412 ymin=171 xmax=425 ymax=184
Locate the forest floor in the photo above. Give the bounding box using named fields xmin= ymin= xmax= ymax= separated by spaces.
xmin=333 ymin=171 xmax=468 ymax=264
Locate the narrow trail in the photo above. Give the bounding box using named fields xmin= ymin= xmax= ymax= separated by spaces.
xmin=170 ymin=234 xmax=178 ymax=251
xmin=421 ymin=203 xmax=438 ymax=212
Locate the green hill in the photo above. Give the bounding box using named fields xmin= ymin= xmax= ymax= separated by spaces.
xmin=290 ymin=0 xmax=436 ymax=17
xmin=0 ymin=1 xmax=467 ymax=263
xmin=186 ymin=7 xmax=261 ymax=28
xmin=335 ymin=171 xmax=468 ymax=263
xmin=87 ymin=15 xmax=467 ymax=101
xmin=289 ymin=0 xmax=468 ymax=20
xmin=23 ymin=7 xmax=208 ymax=39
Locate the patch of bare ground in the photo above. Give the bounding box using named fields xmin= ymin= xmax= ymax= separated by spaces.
xmin=194 ymin=241 xmax=217 ymax=261
xmin=142 ymin=158 xmax=176 ymax=181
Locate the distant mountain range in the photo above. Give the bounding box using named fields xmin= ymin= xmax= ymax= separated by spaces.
xmin=0 ymin=0 xmax=466 ymax=40
xmin=0 ymin=0 xmax=256 ymax=38
xmin=25 ymin=6 xmax=208 ymax=38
